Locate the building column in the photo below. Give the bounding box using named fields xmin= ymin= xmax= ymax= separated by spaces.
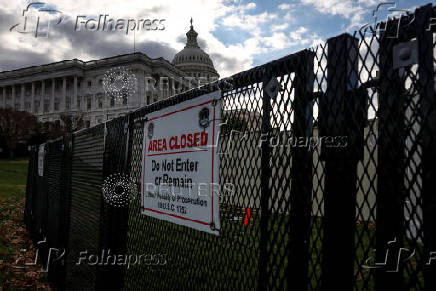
xmin=41 ymin=80 xmax=45 ymax=114
xmin=104 ymin=92 xmax=110 ymax=119
xmin=62 ymin=77 xmax=66 ymax=111
xmin=31 ymin=82 xmax=35 ymax=113
xmin=137 ymin=70 xmax=144 ymax=106
xmin=51 ymin=78 xmax=55 ymax=113
xmin=73 ymin=76 xmax=78 ymax=111
xmin=20 ymin=84 xmax=25 ymax=111
xmin=169 ymin=77 xmax=174 ymax=97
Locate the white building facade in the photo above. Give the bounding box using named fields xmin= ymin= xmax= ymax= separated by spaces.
xmin=0 ymin=21 xmax=219 ymax=127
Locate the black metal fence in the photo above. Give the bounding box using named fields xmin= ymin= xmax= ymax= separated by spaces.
xmin=24 ymin=4 xmax=436 ymax=290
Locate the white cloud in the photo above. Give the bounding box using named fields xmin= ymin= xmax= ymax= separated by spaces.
xmin=300 ymin=0 xmax=375 ymax=31
xmin=263 ymin=32 xmax=292 ymax=49
xmin=283 ymin=12 xmax=293 ymax=22
xmin=278 ymin=3 xmax=294 ymax=10
xmin=0 ymin=0 xmax=334 ymax=79
xmin=309 ymin=33 xmax=323 ymax=47
xmin=290 ymin=26 xmax=308 ymax=41
xmin=271 ymin=23 xmax=289 ymax=32
xmin=1 ymin=0 xmax=262 ymax=77
xmin=358 ymin=0 xmax=380 ymax=7
xmin=301 ymin=0 xmax=361 ymax=18
xmin=244 ymin=2 xmax=257 ymax=10
xmin=221 ymin=11 xmax=277 ymax=34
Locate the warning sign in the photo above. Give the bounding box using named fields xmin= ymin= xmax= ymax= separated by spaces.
xmin=141 ymin=91 xmax=221 ymax=235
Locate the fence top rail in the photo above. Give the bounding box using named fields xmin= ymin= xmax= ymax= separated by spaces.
xmin=33 ymin=2 xmax=435 ymax=146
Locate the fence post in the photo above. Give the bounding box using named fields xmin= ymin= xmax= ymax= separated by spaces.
xmin=58 ymin=134 xmax=73 ymax=290
xmin=24 ymin=147 xmax=37 ymax=231
xmin=286 ymin=49 xmax=315 ymax=290
xmin=258 ymin=67 xmax=273 ymax=290
xmin=415 ymin=4 xmax=436 ymax=289
xmin=320 ymin=33 xmax=363 ymax=290
xmin=97 ymin=117 xmax=131 ymax=290
xmin=375 ymin=16 xmax=408 ymax=290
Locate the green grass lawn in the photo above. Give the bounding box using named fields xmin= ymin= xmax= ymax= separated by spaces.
xmin=0 ymin=158 xmax=28 ymax=200
xmin=0 ymin=158 xmax=28 ymax=282
xmin=0 ymin=157 xmax=422 ymax=289
xmin=0 ymin=158 xmax=51 ymax=289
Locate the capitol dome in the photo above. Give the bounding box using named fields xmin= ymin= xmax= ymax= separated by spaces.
xmin=172 ymin=19 xmax=219 ymax=80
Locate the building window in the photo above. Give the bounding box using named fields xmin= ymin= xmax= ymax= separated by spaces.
xmin=96 ymin=94 xmax=103 ymax=108
xmin=66 ymin=97 xmax=71 ymax=110
xmin=146 ymin=94 xmax=151 ymax=104
xmin=25 ymin=102 xmax=30 ymax=110
xmin=44 ymin=101 xmax=49 ymax=112
xmin=77 ymin=96 xmax=81 ymax=109
xmin=99 ymin=79 xmax=103 ymax=87
xmin=86 ymin=96 xmax=92 ymax=110
xmin=88 ymin=81 xmax=92 ymax=88
xmin=122 ymin=93 xmax=127 ymax=105
xmin=54 ymin=98 xmax=59 ymax=111
xmin=110 ymin=96 xmax=115 ymax=107
xmin=15 ymin=103 xmax=20 ymax=110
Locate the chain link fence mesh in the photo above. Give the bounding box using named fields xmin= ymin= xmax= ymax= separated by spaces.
xmin=23 ymin=4 xmax=436 ymax=290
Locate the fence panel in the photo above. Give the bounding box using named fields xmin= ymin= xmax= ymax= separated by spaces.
xmin=123 ymin=76 xmax=265 ymax=290
xmin=22 ymin=3 xmax=436 ymax=290
xmin=319 ymin=33 xmax=363 ymax=289
xmin=416 ymin=4 xmax=436 ymax=290
xmin=65 ymin=125 xmax=105 ymax=289
xmin=96 ymin=116 xmax=131 ymax=290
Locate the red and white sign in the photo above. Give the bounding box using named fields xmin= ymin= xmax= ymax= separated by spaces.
xmin=141 ymin=91 xmax=221 ymax=235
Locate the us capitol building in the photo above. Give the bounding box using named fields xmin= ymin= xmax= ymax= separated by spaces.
xmin=0 ymin=20 xmax=219 ymax=127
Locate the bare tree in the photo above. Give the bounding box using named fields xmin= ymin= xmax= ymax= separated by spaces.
xmin=0 ymin=108 xmax=38 ymax=159
xmin=59 ymin=112 xmax=85 ymax=132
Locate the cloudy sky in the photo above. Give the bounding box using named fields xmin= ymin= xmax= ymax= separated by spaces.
xmin=0 ymin=0 xmax=430 ymax=77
